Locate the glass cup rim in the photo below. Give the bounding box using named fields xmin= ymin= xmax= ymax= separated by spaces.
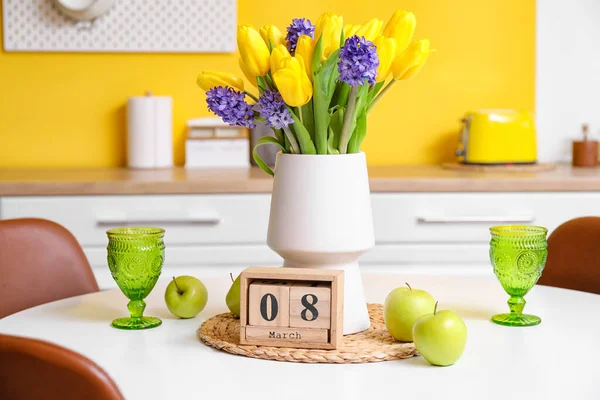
xmin=106 ymin=227 xmax=165 ymax=237
xmin=489 ymin=225 xmax=548 ymax=236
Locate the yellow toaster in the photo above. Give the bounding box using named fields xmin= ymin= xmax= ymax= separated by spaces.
xmin=456 ymin=110 xmax=537 ymax=164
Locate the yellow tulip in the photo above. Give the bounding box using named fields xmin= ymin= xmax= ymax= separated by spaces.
xmin=273 ymin=56 xmax=313 ymax=107
xmin=295 ymin=35 xmax=314 ymax=78
xmin=355 ymin=18 xmax=383 ymax=41
xmin=392 ymin=39 xmax=431 ymax=80
xmin=270 ymin=44 xmax=291 ymax=75
xmin=259 ymin=24 xmax=285 ymax=48
xmin=382 ymin=10 xmax=416 ymax=53
xmin=373 ymin=36 xmax=397 ymax=82
xmin=238 ymin=58 xmax=257 ymax=87
xmin=197 ymin=71 xmax=245 ymax=91
xmin=344 ymin=24 xmax=360 ymax=40
xmin=315 ymin=12 xmax=343 ymax=60
xmin=237 ymin=25 xmax=270 ymax=76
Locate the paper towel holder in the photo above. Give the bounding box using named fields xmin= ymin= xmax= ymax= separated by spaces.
xmin=127 ymin=93 xmax=173 ymax=169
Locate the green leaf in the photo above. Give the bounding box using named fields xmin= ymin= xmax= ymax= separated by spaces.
xmin=289 ymin=107 xmax=316 ymax=154
xmin=256 ymin=76 xmax=266 ymax=93
xmin=347 ymin=112 xmax=367 ymax=153
xmin=327 ymin=128 xmax=340 ymax=155
xmin=301 ymin=99 xmax=315 ymax=142
xmin=320 ymin=49 xmax=341 ymax=95
xmin=341 ymin=83 xmax=369 ymax=153
xmin=327 ymin=107 xmax=344 ymax=154
xmin=354 ymin=83 xmax=371 ymax=117
xmin=311 ymin=35 xmax=324 ymax=76
xmin=329 ymin=104 xmax=341 ymax=114
xmin=264 ymin=73 xmax=276 ymax=90
xmin=312 ymin=91 xmax=329 ymax=154
xmin=272 ymin=128 xmax=284 ymax=143
xmin=330 ymin=107 xmax=344 ymax=132
xmin=283 ymin=133 xmax=291 ymax=153
xmin=252 ymin=136 xmax=285 ymax=176
xmin=312 ymin=48 xmax=341 ymax=154
xmin=368 ymin=81 xmax=385 ymax=104
xmin=332 ymin=82 xmax=350 ymax=109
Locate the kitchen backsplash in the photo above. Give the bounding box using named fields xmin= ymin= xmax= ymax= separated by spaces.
xmin=0 ymin=0 xmax=535 ymax=167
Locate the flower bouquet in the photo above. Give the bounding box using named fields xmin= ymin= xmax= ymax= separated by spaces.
xmin=197 ymin=10 xmax=432 ymax=335
xmin=197 ymin=10 xmax=431 ymax=176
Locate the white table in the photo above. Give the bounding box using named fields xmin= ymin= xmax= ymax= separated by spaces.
xmin=1 ymin=274 xmax=599 ymax=400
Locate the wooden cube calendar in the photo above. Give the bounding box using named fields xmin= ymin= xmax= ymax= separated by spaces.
xmin=248 ymin=280 xmax=292 ymax=327
xmin=289 ymin=282 xmax=331 ymax=329
xmin=239 ymin=267 xmax=344 ymax=350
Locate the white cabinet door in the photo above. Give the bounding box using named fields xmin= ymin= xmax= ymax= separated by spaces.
xmin=371 ymin=193 xmax=600 ymax=243
xmin=0 ymin=194 xmax=272 ymax=246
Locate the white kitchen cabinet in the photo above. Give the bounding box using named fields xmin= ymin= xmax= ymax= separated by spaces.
xmin=2 ymin=193 xmax=599 ymax=289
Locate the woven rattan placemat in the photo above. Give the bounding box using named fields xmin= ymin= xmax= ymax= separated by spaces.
xmin=197 ymin=303 xmax=417 ymax=364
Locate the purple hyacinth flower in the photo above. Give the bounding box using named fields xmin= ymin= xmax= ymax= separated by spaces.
xmin=206 ymin=86 xmax=256 ymax=129
xmin=255 ymin=90 xmax=294 ymax=130
xmin=338 ymin=35 xmax=379 ymax=87
xmin=285 ymin=18 xmax=315 ymax=55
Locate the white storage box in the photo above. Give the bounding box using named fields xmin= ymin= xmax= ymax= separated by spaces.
xmin=186 ymin=117 xmax=245 ymax=138
xmin=186 ymin=137 xmax=250 ymax=168
xmin=185 ymin=117 xmax=249 ymax=168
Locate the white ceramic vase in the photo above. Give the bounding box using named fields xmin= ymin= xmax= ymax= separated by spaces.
xmin=267 ymin=152 xmax=374 ymax=335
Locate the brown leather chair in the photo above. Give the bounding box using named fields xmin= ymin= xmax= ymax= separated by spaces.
xmin=538 ymin=216 xmax=600 ymax=294
xmin=0 ymin=218 xmax=99 ymax=319
xmin=0 ymin=334 xmax=124 ymax=400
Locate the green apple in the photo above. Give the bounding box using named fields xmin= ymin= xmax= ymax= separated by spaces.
xmin=226 ymin=273 xmax=241 ymax=317
xmin=413 ymin=302 xmax=467 ymax=366
xmin=384 ymin=283 xmax=436 ymax=342
xmin=165 ymin=276 xmax=208 ymax=319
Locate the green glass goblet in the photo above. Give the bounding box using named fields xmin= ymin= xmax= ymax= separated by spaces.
xmin=489 ymin=225 xmax=548 ymax=327
xmin=107 ymin=227 xmax=165 ymax=330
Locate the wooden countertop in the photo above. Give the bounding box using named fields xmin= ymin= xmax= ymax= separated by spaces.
xmin=0 ymin=165 xmax=598 ymax=196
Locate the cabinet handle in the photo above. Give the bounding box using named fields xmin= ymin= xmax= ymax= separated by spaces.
xmin=416 ymin=215 xmax=535 ymax=224
xmin=96 ymin=211 xmax=222 ymax=226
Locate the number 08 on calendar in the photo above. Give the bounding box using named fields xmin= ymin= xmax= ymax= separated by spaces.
xmin=239 ymin=267 xmax=344 ymax=349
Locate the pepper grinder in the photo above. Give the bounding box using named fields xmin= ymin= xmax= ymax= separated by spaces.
xmin=572 ymin=124 xmax=598 ymax=167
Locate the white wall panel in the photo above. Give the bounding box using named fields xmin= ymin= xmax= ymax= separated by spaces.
xmin=536 ymin=0 xmax=600 ymax=162
xmin=2 ymin=0 xmax=236 ymax=53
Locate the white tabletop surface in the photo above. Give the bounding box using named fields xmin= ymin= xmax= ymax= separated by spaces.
xmin=1 ymin=274 xmax=599 ymax=400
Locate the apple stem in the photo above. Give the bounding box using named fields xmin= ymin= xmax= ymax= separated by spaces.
xmin=434 ymin=301 xmax=438 ymax=315
xmin=405 ymin=282 xmax=412 ymax=291
xmin=172 ymin=276 xmax=183 ymax=295
xmin=230 ymin=272 xmax=234 ymax=283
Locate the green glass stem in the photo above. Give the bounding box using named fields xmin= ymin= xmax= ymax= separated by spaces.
xmin=507 ymin=296 xmax=525 ymax=315
xmin=127 ymin=300 xmax=146 ymax=319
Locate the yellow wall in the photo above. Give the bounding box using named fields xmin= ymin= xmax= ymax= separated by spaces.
xmin=0 ymin=0 xmax=535 ymax=167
